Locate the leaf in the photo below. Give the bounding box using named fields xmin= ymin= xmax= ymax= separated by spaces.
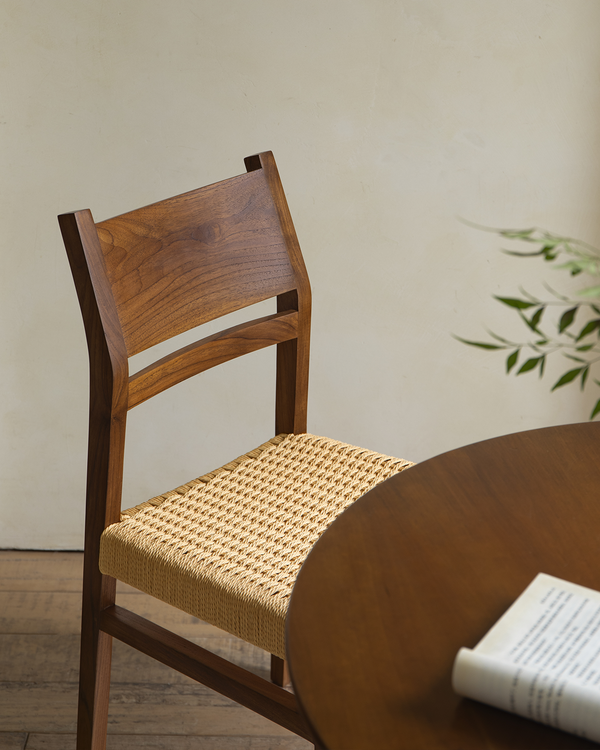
xmin=453 ymin=335 xmax=505 ymax=350
xmin=506 ymin=349 xmax=520 ymax=374
xmin=499 ymin=228 xmax=536 ymax=240
xmin=530 ymin=306 xmax=545 ymax=330
xmin=591 ymin=398 xmax=600 ymax=420
xmin=519 ymin=307 xmax=545 ymax=334
xmin=542 ymin=282 xmax=570 ymax=301
xmin=576 ymin=344 xmax=595 ymax=352
xmin=494 ymin=296 xmax=538 ymax=310
xmin=576 ymin=319 xmax=600 ymax=342
xmin=578 ymin=285 xmax=600 ymax=298
xmin=555 ymin=260 xmax=598 ymax=275
xmin=517 ymin=286 xmax=540 ymax=302
xmin=539 ymin=355 xmax=546 ymax=378
xmin=563 ymin=354 xmax=588 ymax=363
xmin=502 ymin=249 xmax=546 ymax=257
xmin=581 ymin=366 xmax=589 ymax=391
xmin=551 ymin=367 xmax=585 ymax=391
xmin=517 ymin=356 xmax=544 ymax=375
xmin=486 ymin=330 xmax=516 ymax=345
xmin=592 ymin=305 xmax=600 ymax=316
xmin=558 ymin=307 xmax=578 ymax=333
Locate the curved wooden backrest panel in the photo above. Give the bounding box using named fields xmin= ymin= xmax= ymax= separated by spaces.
xmin=60 ymin=152 xmax=311 ymax=432
xmin=96 ymin=163 xmax=298 ymax=357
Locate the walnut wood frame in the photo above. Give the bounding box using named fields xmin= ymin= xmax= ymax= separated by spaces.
xmin=59 ymin=152 xmax=314 ymax=749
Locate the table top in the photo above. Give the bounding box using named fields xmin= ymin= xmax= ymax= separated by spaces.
xmin=286 ymin=422 xmax=600 ymax=749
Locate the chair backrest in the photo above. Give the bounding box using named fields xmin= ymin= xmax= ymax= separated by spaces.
xmin=59 ymin=151 xmax=311 ymax=524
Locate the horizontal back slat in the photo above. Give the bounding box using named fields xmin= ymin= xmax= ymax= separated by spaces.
xmin=96 ymin=169 xmax=297 ymax=356
xmin=128 ymin=311 xmax=299 ymax=409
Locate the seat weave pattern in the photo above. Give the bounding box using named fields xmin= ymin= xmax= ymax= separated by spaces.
xmin=100 ymin=433 xmax=413 ymax=658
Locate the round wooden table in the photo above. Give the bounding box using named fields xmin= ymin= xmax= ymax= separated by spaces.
xmin=286 ymin=423 xmax=600 ymax=749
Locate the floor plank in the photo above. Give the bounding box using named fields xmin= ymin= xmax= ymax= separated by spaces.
xmin=0 ymin=552 xmax=83 ymax=592
xmin=0 ymin=552 xmax=311 ymax=749
xmin=0 ymin=734 xmax=26 ymax=750
xmin=0 ymin=634 xmax=269 ymax=683
xmin=0 ymin=682 xmax=295 ymax=735
xmin=0 ymin=551 xmax=155 ymax=594
xmin=25 ymin=735 xmax=310 ymax=749
xmin=0 ymin=590 xmax=225 ymax=637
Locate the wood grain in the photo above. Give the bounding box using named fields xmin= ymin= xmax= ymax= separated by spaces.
xmin=58 ymin=152 xmax=314 ymax=748
xmin=99 ymin=606 xmax=310 ymax=739
xmin=23 ymin=735 xmax=309 ymax=749
xmin=287 ymin=422 xmax=600 ymax=750
xmin=0 ymin=734 xmax=26 ymax=750
xmin=0 ymin=634 xmax=269 ymax=684
xmin=0 ymin=551 xmax=83 ymax=591
xmin=0 ymin=683 xmax=297 ymax=735
xmin=128 ymin=311 xmax=298 ymax=409
xmin=0 ymin=551 xmax=310 ymax=749
xmin=0 ymin=590 xmax=222 ymax=637
xmin=95 ymin=169 xmax=297 ymax=357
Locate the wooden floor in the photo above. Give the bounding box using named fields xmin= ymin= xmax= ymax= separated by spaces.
xmin=0 ymin=550 xmax=312 ymax=750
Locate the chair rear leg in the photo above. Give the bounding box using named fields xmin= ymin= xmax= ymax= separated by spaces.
xmin=271 ymin=656 xmax=323 ymax=747
xmin=270 ymin=654 xmax=291 ymax=687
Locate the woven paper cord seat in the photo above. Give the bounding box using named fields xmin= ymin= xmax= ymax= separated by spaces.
xmin=100 ymin=432 xmax=413 ymax=659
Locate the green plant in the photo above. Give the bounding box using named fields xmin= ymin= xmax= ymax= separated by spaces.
xmin=456 ymin=225 xmax=600 ymax=420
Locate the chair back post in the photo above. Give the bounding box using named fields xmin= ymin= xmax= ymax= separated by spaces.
xmin=245 ymin=152 xmax=311 ymax=434
xmin=275 ymin=296 xmax=309 ymax=434
xmin=59 ymin=209 xmax=128 ymax=747
xmin=60 ymin=209 xmax=129 ymax=534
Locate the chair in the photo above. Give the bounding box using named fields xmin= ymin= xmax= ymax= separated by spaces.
xmin=59 ymin=151 xmax=414 ymax=749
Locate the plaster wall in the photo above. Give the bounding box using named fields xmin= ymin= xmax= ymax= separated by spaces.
xmin=2 ymin=0 xmax=599 ymax=548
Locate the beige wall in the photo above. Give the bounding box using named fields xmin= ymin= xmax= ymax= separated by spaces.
xmin=2 ymin=0 xmax=600 ymax=548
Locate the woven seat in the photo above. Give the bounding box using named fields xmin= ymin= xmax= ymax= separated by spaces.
xmin=59 ymin=151 xmax=414 ymax=748
xmin=100 ymin=433 xmax=412 ymax=659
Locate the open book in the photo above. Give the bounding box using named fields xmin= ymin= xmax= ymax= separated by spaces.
xmin=452 ymin=574 xmax=600 ymax=744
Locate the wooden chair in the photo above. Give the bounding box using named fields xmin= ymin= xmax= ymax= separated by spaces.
xmin=59 ymin=151 xmax=414 ymax=749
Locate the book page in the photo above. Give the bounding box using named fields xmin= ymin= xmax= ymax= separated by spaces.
xmin=452 ymin=574 xmax=600 ymax=742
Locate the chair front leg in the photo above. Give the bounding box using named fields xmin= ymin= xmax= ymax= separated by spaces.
xmin=76 ymin=572 xmax=116 ymax=750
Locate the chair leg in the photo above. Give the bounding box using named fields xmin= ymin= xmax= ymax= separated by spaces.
xmin=270 ymin=654 xmax=291 ymax=687
xmin=76 ymin=573 xmax=116 ymax=750
xmin=77 ymin=628 xmax=113 ymax=749
xmin=271 ymin=654 xmax=324 ymax=748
